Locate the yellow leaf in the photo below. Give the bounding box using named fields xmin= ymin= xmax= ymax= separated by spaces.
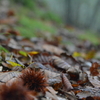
xmin=85 ymin=50 xmax=96 ymax=60
xmin=73 ymin=52 xmax=81 ymax=57
xmin=28 ymin=51 xmax=39 ymax=55
xmin=7 ymin=61 xmax=22 ymax=67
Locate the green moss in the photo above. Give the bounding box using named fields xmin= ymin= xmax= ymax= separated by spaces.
xmin=11 ymin=0 xmax=36 ymax=9
xmin=78 ymin=31 xmax=100 ymax=45
xmin=12 ymin=2 xmax=62 ymax=38
xmin=16 ymin=27 xmax=36 ymax=38
xmin=34 ymin=9 xmax=62 ymax=24
xmin=16 ymin=16 xmax=57 ymax=38
xmin=41 ymin=12 xmax=62 ymax=24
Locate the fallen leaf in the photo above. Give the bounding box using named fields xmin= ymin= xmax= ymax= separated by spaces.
xmin=19 ymin=50 xmax=27 ymax=57
xmin=0 ymin=71 xmax=21 ymax=83
xmin=90 ymin=62 xmax=100 ymax=76
xmin=43 ymin=44 xmax=64 ymax=55
xmin=86 ymin=71 xmax=100 ymax=87
xmin=61 ymin=73 xmax=73 ymax=91
xmin=28 ymin=51 xmax=39 ymax=55
xmin=52 ymin=56 xmax=71 ymax=71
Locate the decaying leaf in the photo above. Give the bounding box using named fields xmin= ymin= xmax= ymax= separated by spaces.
xmin=77 ymin=91 xmax=91 ymax=99
xmin=52 ymin=56 xmax=71 ymax=71
xmin=61 ymin=73 xmax=73 ymax=91
xmin=85 ymin=50 xmax=96 ymax=60
xmin=61 ymin=53 xmax=79 ymax=65
xmin=0 ymin=71 xmax=21 ymax=83
xmin=46 ymin=86 xmax=59 ymax=100
xmin=46 ymin=86 xmax=58 ymax=95
xmin=0 ymin=8 xmax=100 ymax=100
xmin=12 ymin=66 xmax=23 ymax=71
xmin=59 ymin=89 xmax=77 ymax=100
xmin=46 ymin=91 xmax=58 ymax=100
xmin=28 ymin=62 xmax=47 ymax=70
xmin=77 ymin=86 xmax=100 ymax=99
xmin=42 ymin=44 xmax=65 ymax=55
xmin=90 ymin=62 xmax=100 ymax=76
xmin=86 ymin=71 xmax=100 ymax=88
xmin=67 ymin=67 xmax=82 ymax=81
xmin=43 ymin=69 xmax=61 ymax=79
xmin=32 ymin=53 xmax=53 ymax=65
xmin=48 ymin=78 xmax=62 ymax=90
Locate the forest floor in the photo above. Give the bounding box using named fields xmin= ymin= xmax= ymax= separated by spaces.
xmin=0 ymin=0 xmax=100 ymax=100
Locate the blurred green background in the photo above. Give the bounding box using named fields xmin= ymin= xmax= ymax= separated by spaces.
xmin=0 ymin=0 xmax=100 ymax=44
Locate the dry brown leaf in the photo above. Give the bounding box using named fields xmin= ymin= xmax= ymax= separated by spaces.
xmin=48 ymin=78 xmax=62 ymax=90
xmin=86 ymin=71 xmax=100 ymax=88
xmin=77 ymin=86 xmax=100 ymax=99
xmin=0 ymin=17 xmax=17 ymax=24
xmin=77 ymin=91 xmax=91 ymax=99
xmin=46 ymin=86 xmax=58 ymax=95
xmin=7 ymin=30 xmax=20 ymax=36
xmin=42 ymin=44 xmax=64 ymax=55
xmin=90 ymin=62 xmax=100 ymax=76
xmin=42 ymin=69 xmax=60 ymax=79
xmin=61 ymin=73 xmax=73 ymax=91
xmin=67 ymin=67 xmax=82 ymax=81
xmin=46 ymin=91 xmax=58 ymax=100
xmin=0 ymin=71 xmax=21 ymax=83
xmin=52 ymin=56 xmax=71 ymax=71
xmin=32 ymin=53 xmax=53 ymax=65
xmin=61 ymin=53 xmax=79 ymax=65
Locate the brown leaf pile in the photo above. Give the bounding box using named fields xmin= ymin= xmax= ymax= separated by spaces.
xmin=0 ymin=9 xmax=100 ymax=100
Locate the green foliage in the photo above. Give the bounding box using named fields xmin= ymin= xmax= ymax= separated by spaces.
xmin=16 ymin=16 xmax=57 ymax=38
xmin=19 ymin=51 xmax=27 ymax=57
xmin=79 ymin=31 xmax=99 ymax=45
xmin=0 ymin=46 xmax=9 ymax=53
xmin=12 ymin=0 xmax=36 ymax=9
xmin=12 ymin=1 xmax=62 ymax=38
xmin=34 ymin=9 xmax=62 ymax=24
xmin=41 ymin=12 xmax=62 ymax=24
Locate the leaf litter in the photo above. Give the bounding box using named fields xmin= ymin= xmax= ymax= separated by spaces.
xmin=0 ymin=9 xmax=100 ymax=100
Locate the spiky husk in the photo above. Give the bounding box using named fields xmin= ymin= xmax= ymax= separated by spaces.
xmin=20 ymin=68 xmax=48 ymax=93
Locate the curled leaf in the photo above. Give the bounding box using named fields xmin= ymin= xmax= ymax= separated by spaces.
xmin=52 ymin=56 xmax=71 ymax=71
xmin=61 ymin=73 xmax=73 ymax=91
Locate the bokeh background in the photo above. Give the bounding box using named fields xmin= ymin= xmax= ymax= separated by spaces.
xmin=0 ymin=0 xmax=100 ymax=44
